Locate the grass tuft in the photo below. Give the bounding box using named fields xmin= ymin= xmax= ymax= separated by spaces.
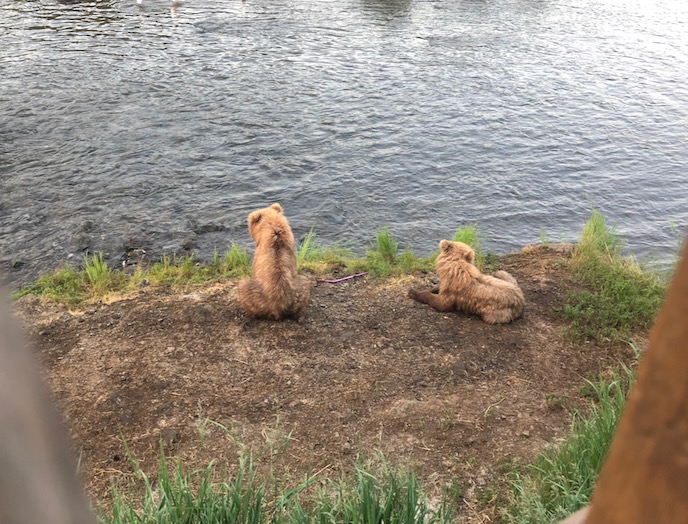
xmin=359 ymin=228 xmax=434 ymax=277
xmin=539 ymin=228 xmax=550 ymax=245
xmin=83 ymin=252 xmax=113 ymax=295
xmin=452 ymin=225 xmax=485 ymax=269
xmin=373 ymin=227 xmax=399 ymax=264
xmin=108 ymin=450 xmax=267 ymax=524
xmin=14 ymin=254 xmax=128 ymax=307
xmin=103 ymin=448 xmax=453 ymax=524
xmin=562 ymin=210 xmax=665 ymax=342
xmin=148 ymin=254 xmax=202 ymax=286
xmin=296 ymin=228 xmax=317 ymax=264
xmin=452 ymin=224 xmax=480 ymax=248
xmin=222 ymin=244 xmax=252 ymax=277
xmin=13 ymin=264 xmax=85 ymax=308
xmin=294 ymin=229 xmax=356 ymax=274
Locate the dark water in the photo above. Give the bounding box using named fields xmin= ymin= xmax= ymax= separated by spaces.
xmin=2 ymin=0 xmax=688 ymax=286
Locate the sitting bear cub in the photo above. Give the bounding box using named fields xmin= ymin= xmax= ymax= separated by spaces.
xmin=238 ymin=203 xmax=312 ymax=320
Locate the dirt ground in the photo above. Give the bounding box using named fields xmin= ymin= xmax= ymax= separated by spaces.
xmin=14 ymin=245 xmax=636 ymax=519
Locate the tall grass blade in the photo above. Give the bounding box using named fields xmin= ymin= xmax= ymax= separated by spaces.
xmin=374 ymin=227 xmax=398 ymax=264
xmin=297 ymin=228 xmax=317 ymax=263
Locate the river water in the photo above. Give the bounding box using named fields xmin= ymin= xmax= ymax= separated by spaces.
xmin=2 ymin=0 xmax=687 ymax=286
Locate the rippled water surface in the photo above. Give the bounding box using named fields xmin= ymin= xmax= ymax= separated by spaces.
xmin=2 ymin=0 xmax=688 ymax=284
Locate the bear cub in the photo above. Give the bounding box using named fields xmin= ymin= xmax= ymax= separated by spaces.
xmin=408 ymin=240 xmax=524 ymax=324
xmin=238 ymin=203 xmax=312 ymax=320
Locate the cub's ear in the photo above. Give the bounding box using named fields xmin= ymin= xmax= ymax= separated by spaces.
xmin=464 ymin=246 xmax=476 ymax=264
xmin=270 ymin=203 xmax=283 ymax=213
xmin=249 ymin=211 xmax=262 ymax=226
xmin=439 ymin=240 xmax=452 ymax=253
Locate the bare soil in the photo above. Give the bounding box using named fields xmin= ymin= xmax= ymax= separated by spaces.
xmin=14 ymin=245 xmax=636 ymax=519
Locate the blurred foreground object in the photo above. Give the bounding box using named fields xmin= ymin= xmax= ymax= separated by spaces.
xmin=560 ymin=507 xmax=590 ymax=524
xmin=0 ymin=298 xmax=94 ymax=524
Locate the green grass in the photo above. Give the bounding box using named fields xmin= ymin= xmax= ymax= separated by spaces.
xmin=358 ymin=228 xmax=435 ymax=277
xmin=373 ymin=227 xmax=399 ymax=264
xmin=505 ymin=363 xmax=634 ymax=523
xmin=83 ymin=252 xmax=115 ymax=295
xmin=14 ymin=228 xmax=440 ymax=308
xmin=15 ymin=211 xmax=666 ymax=318
xmin=539 ymin=228 xmax=551 ymax=246
xmin=665 ymin=218 xmax=685 ymax=273
xmin=452 ymin=224 xmax=480 ymax=249
xmin=13 ymin=246 xmax=254 ymax=309
xmin=452 ymin=225 xmax=485 ymax=269
xmin=13 ymin=253 xmax=129 ymax=308
xmin=562 ymin=210 xmax=666 ymax=342
xmin=296 ymin=228 xmax=317 ymax=264
xmin=148 ymin=254 xmax=201 ymax=286
xmin=360 ymin=227 xmax=435 ymax=277
xmin=103 ymin=450 xmax=454 ymax=524
xmin=212 ymin=244 xmax=252 ymax=277
xmin=295 ymin=229 xmax=356 ymax=274
xmin=15 ymin=264 xmax=86 ymax=308
xmin=297 ymin=224 xmax=489 ymax=279
xmin=294 ymin=228 xmax=435 ymax=278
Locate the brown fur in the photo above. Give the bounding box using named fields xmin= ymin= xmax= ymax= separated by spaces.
xmin=408 ymin=240 xmax=525 ymax=324
xmin=238 ymin=203 xmax=312 ymax=320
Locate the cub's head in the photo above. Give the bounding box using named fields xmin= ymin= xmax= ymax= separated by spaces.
xmin=438 ymin=240 xmax=476 ymax=265
xmin=247 ymin=203 xmax=284 ymax=240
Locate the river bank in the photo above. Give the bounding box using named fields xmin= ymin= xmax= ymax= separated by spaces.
xmin=13 ymin=238 xmax=650 ymax=522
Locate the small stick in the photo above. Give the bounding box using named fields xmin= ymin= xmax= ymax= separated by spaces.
xmin=318 ymin=272 xmax=368 ymax=284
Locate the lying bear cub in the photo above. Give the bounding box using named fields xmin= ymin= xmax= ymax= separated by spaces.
xmin=408 ymin=240 xmax=524 ymax=324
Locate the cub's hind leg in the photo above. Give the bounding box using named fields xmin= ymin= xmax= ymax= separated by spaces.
xmin=482 ymin=307 xmax=517 ymax=324
xmin=288 ymin=275 xmax=314 ymax=320
xmin=238 ymin=279 xmax=278 ymax=319
xmin=493 ymin=270 xmax=519 ymax=286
